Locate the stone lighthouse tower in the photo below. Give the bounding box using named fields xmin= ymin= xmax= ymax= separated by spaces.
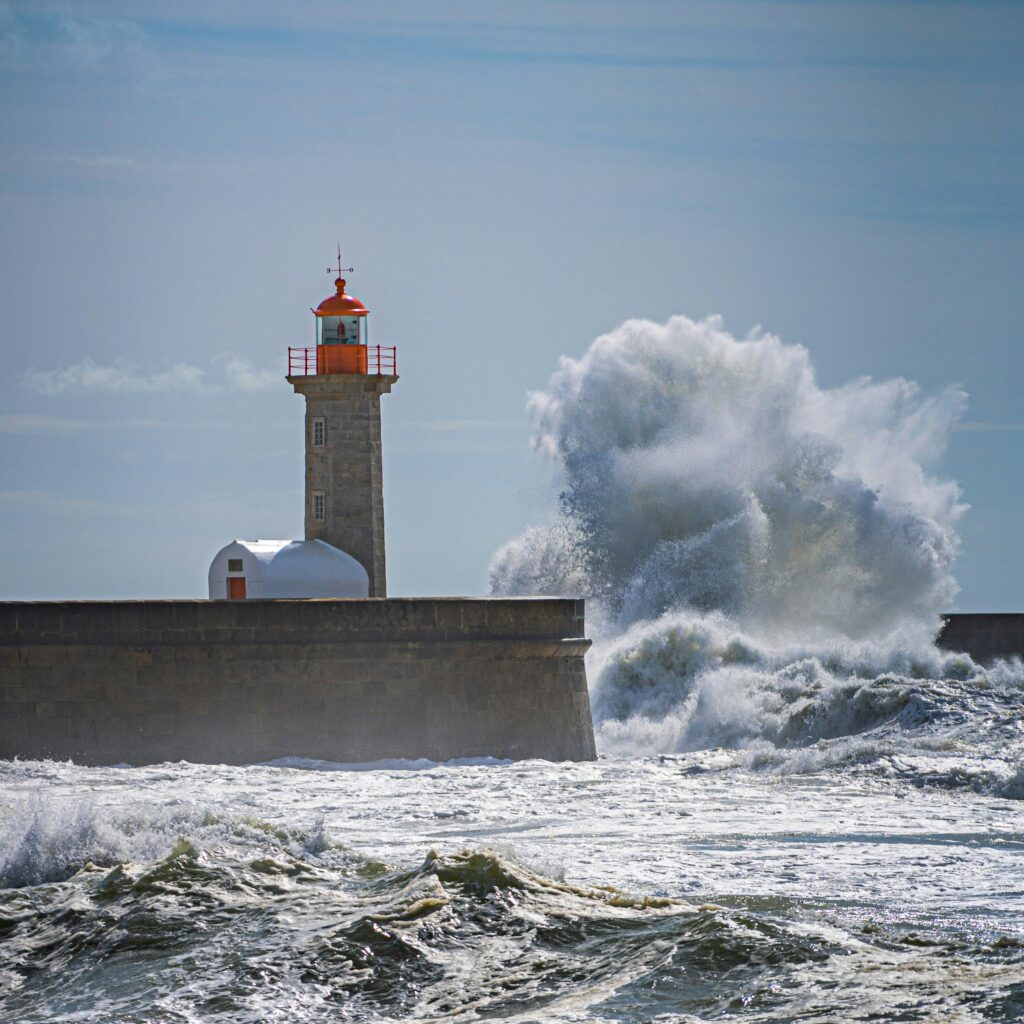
xmin=286 ymin=252 xmax=397 ymax=597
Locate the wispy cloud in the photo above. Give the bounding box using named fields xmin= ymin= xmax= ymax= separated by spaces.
xmin=392 ymin=419 xmax=526 ymax=452
xmin=0 ymin=488 xmax=124 ymax=517
xmin=44 ymin=154 xmax=135 ymax=168
xmin=390 ymin=439 xmax=525 ymax=454
xmin=0 ymin=413 xmax=177 ymax=433
xmin=954 ymin=421 xmax=1024 ymax=432
xmin=21 ymin=355 xmax=281 ymax=397
xmin=0 ymin=413 xmax=96 ymax=433
xmin=411 ymin=418 xmax=524 ymax=432
xmin=0 ymin=5 xmax=152 ymax=74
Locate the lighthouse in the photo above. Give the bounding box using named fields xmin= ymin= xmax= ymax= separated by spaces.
xmin=286 ymin=252 xmax=398 ymax=597
xmin=208 ymin=250 xmax=396 ymax=600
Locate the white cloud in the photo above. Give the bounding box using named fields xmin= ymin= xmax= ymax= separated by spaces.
xmin=221 ymin=356 xmax=281 ymax=393
xmin=19 ymin=355 xmax=283 ymax=397
xmin=22 ymin=357 xmax=210 ymax=396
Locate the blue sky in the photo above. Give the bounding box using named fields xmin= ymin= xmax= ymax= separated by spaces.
xmin=1 ymin=0 xmax=1022 ymax=608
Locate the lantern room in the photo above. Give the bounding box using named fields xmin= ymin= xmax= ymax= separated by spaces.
xmin=313 ymin=277 xmax=370 ymax=374
xmin=287 ymin=251 xmax=397 ymax=379
xmin=316 ymin=277 xmax=369 ymax=345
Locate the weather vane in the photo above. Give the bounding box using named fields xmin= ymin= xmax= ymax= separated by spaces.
xmin=328 ymin=243 xmax=354 ymax=278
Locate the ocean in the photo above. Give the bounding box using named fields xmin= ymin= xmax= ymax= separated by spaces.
xmin=1 ymin=723 xmax=1022 ymax=1022
xmin=2 ymin=314 xmax=1022 ymax=1021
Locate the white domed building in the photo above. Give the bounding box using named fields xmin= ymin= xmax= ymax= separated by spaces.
xmin=208 ymin=539 xmax=369 ymax=600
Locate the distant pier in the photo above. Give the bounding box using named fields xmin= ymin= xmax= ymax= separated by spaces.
xmin=938 ymin=613 xmax=1024 ymax=664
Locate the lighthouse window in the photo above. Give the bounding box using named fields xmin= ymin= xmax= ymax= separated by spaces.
xmin=313 ymin=490 xmax=326 ymax=522
xmin=227 ymin=559 xmax=243 ymax=572
xmin=312 ymin=417 xmax=325 ymax=448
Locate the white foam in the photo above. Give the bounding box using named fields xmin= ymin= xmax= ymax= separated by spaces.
xmin=0 ymin=792 xmax=200 ymax=887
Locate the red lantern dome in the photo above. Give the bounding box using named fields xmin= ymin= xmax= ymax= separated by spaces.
xmin=315 ymin=278 xmax=369 ymax=318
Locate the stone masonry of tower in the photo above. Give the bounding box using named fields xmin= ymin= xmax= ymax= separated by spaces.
xmin=288 ymin=372 xmax=395 ymax=597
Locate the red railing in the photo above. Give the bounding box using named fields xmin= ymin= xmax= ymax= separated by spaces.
xmin=288 ymin=345 xmax=398 ymax=377
xmin=372 ymin=345 xmax=398 ymax=375
xmin=288 ymin=346 xmax=316 ymax=375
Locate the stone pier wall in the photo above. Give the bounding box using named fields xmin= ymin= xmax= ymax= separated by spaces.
xmin=0 ymin=598 xmax=596 ymax=766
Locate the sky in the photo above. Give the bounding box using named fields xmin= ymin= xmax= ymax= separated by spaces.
xmin=0 ymin=0 xmax=1021 ymax=609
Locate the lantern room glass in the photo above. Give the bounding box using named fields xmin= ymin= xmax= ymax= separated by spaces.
xmin=318 ymin=315 xmax=364 ymax=345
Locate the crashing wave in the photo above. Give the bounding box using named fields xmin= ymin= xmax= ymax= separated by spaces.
xmin=493 ymin=314 xmax=965 ymax=635
xmin=488 ymin=314 xmax=1024 ymax=774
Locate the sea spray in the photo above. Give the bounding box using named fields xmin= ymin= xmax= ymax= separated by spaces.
xmin=489 ymin=314 xmax=980 ymax=756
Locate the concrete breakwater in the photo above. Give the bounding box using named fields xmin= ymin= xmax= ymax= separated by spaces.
xmin=0 ymin=598 xmax=597 ymax=766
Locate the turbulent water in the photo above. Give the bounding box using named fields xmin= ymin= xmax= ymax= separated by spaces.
xmin=3 ymin=316 xmax=1024 ymax=1022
